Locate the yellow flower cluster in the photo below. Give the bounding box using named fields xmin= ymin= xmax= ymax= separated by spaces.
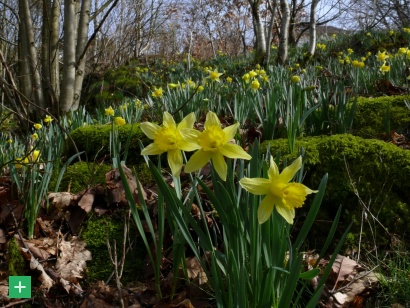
xmin=140 ymin=111 xmax=251 ymax=180
xmin=316 ymin=43 xmax=326 ymax=51
xmin=352 ymin=60 xmax=365 ymax=68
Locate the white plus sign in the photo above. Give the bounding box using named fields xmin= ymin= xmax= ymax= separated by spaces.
xmin=14 ymin=281 xmax=26 ymax=293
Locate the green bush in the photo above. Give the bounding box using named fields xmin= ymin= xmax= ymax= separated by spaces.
xmin=261 ymin=134 xmax=410 ymax=246
xmin=68 ymin=123 xmax=149 ymax=165
xmin=352 ymin=95 xmax=410 ymax=138
xmin=49 ymin=161 xmax=112 ymax=193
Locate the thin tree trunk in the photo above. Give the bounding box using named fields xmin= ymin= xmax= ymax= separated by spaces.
xmin=60 ymin=0 xmax=76 ymax=112
xmin=266 ymin=0 xmax=278 ymax=66
xmin=249 ymin=0 xmax=267 ymax=64
xmin=20 ymin=0 xmax=45 ymax=114
xmin=72 ymin=0 xmax=92 ymax=110
xmin=278 ymin=0 xmax=290 ymax=64
xmin=50 ymin=0 xmax=61 ymax=112
xmin=307 ymin=0 xmax=320 ymax=56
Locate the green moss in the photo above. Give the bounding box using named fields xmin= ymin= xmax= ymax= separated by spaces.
xmin=352 ymin=95 xmax=410 ymax=138
xmin=261 ymin=134 xmax=410 ymax=244
xmin=68 ymin=123 xmax=149 ymax=165
xmin=50 ymin=161 xmax=111 ymax=193
xmin=8 ymin=238 xmax=25 ymax=276
xmin=81 ymin=212 xmax=145 ymax=284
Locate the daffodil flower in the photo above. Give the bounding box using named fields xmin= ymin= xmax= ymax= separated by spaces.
xmin=140 ymin=112 xmax=199 ymax=177
xmin=239 ymin=156 xmax=317 ymax=224
xmin=44 ymin=115 xmax=53 ymax=123
xmin=183 ymin=111 xmax=251 ymax=181
xmin=114 ymin=117 xmax=126 ymax=126
xmin=105 ymin=106 xmax=115 ymax=116
xmin=208 ymin=70 xmax=223 ymax=82
xmin=33 ymin=123 xmax=42 ymax=130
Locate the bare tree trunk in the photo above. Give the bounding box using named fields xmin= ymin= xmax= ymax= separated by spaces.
xmin=278 ymin=0 xmax=290 ymax=64
xmin=20 ymin=0 xmax=45 ymax=114
xmin=266 ymin=0 xmax=278 ymax=65
xmin=248 ymin=0 xmax=267 ymax=64
xmin=60 ymin=0 xmax=76 ymax=112
xmin=307 ymin=0 xmax=320 ymax=56
xmin=72 ymin=0 xmax=91 ymax=110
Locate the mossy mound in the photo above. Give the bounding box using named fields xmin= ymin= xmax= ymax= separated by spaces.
xmin=68 ymin=123 xmax=149 ymax=165
xmin=352 ymin=95 xmax=410 ymax=138
xmin=261 ymin=134 xmax=410 ymax=245
xmin=49 ymin=161 xmax=112 ymax=194
xmin=80 ymin=212 xmax=145 ymax=284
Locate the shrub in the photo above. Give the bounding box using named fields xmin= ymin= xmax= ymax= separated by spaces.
xmin=68 ymin=124 xmax=149 ymax=165
xmin=352 ymin=95 xmax=410 ymax=138
xmin=261 ymin=134 xmax=410 ymax=246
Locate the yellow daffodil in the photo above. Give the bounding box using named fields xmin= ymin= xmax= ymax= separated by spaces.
xmin=242 ymin=73 xmax=250 ymax=83
xmin=250 ymin=80 xmax=260 ymax=91
xmin=380 ymin=62 xmax=390 ymax=73
xmin=7 ymin=139 xmax=12 ymax=144
xmin=377 ymin=51 xmax=389 ymax=62
xmin=352 ymin=60 xmax=365 ymax=68
xmin=183 ymin=111 xmax=251 ymax=181
xmin=44 ymin=115 xmax=53 ymax=123
xmin=404 ymin=28 xmax=410 ymax=34
xmin=249 ymin=70 xmax=258 ymax=78
xmin=332 ymin=34 xmax=337 ymax=38
xmin=33 ymin=123 xmax=42 ymax=130
xmin=226 ymin=77 xmax=233 ymax=83
xmin=105 ymin=106 xmax=115 ymax=116
xmin=140 ymin=112 xmax=199 ymax=177
xmin=366 ymin=32 xmax=371 ymax=37
xmin=197 ymin=85 xmax=204 ymax=92
xmin=239 ymin=156 xmax=317 ymax=224
xmin=114 ymin=117 xmax=126 ymax=126
xmin=15 ymin=157 xmax=29 ymax=169
xmin=31 ymin=150 xmax=40 ymax=162
xmin=168 ymin=83 xmax=180 ymax=89
xmin=31 ymin=133 xmax=38 ymax=140
xmin=208 ymin=70 xmax=223 ymax=82
xmin=316 ymin=43 xmax=326 ymax=51
xmin=398 ymin=47 xmax=408 ymax=55
xmin=151 ymin=87 xmax=163 ymax=98
xmin=347 ymin=48 xmax=354 ymax=54
xmin=291 ymin=75 xmax=301 ymax=83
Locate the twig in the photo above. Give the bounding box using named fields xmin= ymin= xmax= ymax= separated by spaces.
xmin=331 ymin=264 xmax=379 ymax=294
xmin=5 ymin=298 xmax=32 ymax=307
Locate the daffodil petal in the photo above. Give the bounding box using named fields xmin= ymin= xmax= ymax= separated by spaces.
xmin=140 ymin=122 xmax=161 ymax=139
xmin=239 ymin=177 xmax=271 ymax=195
xmin=168 ymin=149 xmax=183 ymax=177
xmin=268 ymin=156 xmax=280 ymax=179
xmin=211 ymin=153 xmax=227 ymax=181
xmin=205 ymin=111 xmax=220 ymax=129
xmin=179 ymin=139 xmax=201 ymax=152
xmin=178 ymin=112 xmax=196 ymax=129
xmin=180 ymin=128 xmax=201 ymax=144
xmin=163 ymin=111 xmax=176 ymax=128
xmin=184 ymin=150 xmax=211 ymax=173
xmin=141 ymin=143 xmax=164 ymax=155
xmin=223 ymin=123 xmax=239 ymax=141
xmin=275 ymin=206 xmax=295 ymax=224
xmin=278 ymin=156 xmax=302 ymax=183
xmin=258 ymin=194 xmax=276 ymax=224
xmin=220 ymin=143 xmax=252 ymax=160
